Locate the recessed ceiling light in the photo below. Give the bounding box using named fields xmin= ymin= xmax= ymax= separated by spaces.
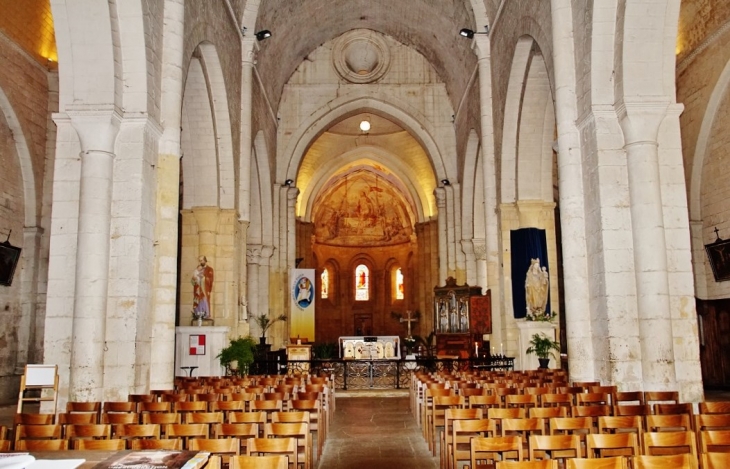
xmin=359 ymin=120 xmax=371 ymax=132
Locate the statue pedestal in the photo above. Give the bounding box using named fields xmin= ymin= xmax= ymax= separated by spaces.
xmin=175 ymin=326 xmax=230 ymax=377
xmin=516 ymin=321 xmax=557 ymax=371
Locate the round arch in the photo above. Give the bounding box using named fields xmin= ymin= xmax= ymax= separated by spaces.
xmin=278 ymin=93 xmax=451 ymax=186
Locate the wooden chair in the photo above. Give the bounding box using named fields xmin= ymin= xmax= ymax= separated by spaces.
xmin=644 ymin=391 xmax=679 ymax=406
xmin=115 ymin=423 xmax=160 ymax=448
xmin=589 ymin=386 xmax=618 ymax=406
xmin=598 ymin=416 xmax=644 ymax=448
xmin=250 ymin=399 xmax=284 ymax=422
xmin=176 ymin=400 xmax=209 ymax=417
xmin=214 ymin=423 xmax=258 ymax=455
xmin=13 ymin=413 xmax=55 ymax=426
xmin=585 ymin=433 xmax=639 ymax=458
xmin=130 ymin=438 xmax=182 ymax=450
xmin=139 ymin=401 xmax=172 ymax=413
xmin=441 ymin=408 xmax=482 ymax=469
xmin=103 ymin=401 xmax=137 ymax=413
xmin=576 ymin=393 xmax=610 ymax=407
xmin=66 ymin=401 xmax=101 ymax=422
xmin=699 ymin=429 xmax=730 ymax=453
xmin=573 ymin=406 xmax=611 ymax=433
xmin=14 ymin=424 xmax=62 ymax=449
xmin=452 ymin=419 xmax=495 ymax=469
xmin=701 ymin=453 xmax=730 ymax=469
xmin=289 ymin=399 xmax=324 ymax=457
xmin=645 ymin=414 xmax=692 ymax=432
xmin=505 ymin=394 xmax=538 ymax=410
xmin=161 ymin=393 xmax=189 ymax=403
xmin=102 ymin=411 xmax=139 ymax=426
xmin=654 ymin=403 xmax=694 ymax=421
xmin=501 ymin=418 xmax=545 ymax=455
xmin=642 ymin=431 xmax=697 ymax=458
xmin=469 ymin=394 xmax=502 ymax=412
xmin=189 ymin=438 xmax=240 ymax=466
xmin=422 ymin=387 xmax=453 ymax=435
xmin=695 ymin=414 xmax=730 ymax=433
xmin=57 ymin=412 xmax=98 ymax=426
xmin=64 ymin=423 xmax=111 ymax=443
xmin=128 ymin=393 xmax=156 ymax=408
xmin=165 ymin=423 xmax=209 ymax=449
xmin=632 ymin=454 xmax=697 ymax=469
xmin=699 ymin=401 xmax=730 ymax=415
xmin=565 ymin=457 xmax=627 ymax=469
xmin=246 ymin=437 xmax=298 ymax=469
xmin=429 ymin=395 xmax=465 ymax=455
xmin=550 ymin=417 xmax=595 ymax=456
xmin=15 ymin=439 xmax=69 ymax=451
xmin=230 ymin=455 xmax=288 ymax=469
xmin=615 ymin=391 xmax=645 ymax=406
xmin=488 ymin=408 xmax=527 ymax=435
xmin=530 ymin=407 xmax=568 ymax=420
xmin=470 ymin=436 xmax=524 ymax=467
xmin=74 ymin=438 xmax=126 ymax=450
xmin=186 ymin=411 xmax=224 ymax=425
xmin=495 ymin=461 xmax=558 ymax=469
xmin=265 ymin=422 xmax=311 ymax=469
xmin=542 ymin=393 xmax=574 ymax=413
xmin=529 ymin=434 xmax=581 ymax=465
xmin=229 ymin=411 xmax=267 ymax=436
xmin=210 ymin=400 xmax=245 ymax=420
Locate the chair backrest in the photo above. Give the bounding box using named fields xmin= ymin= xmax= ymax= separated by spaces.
xmin=565 ymin=457 xmax=627 ymax=469
xmin=188 ymin=437 xmax=240 ymax=458
xmin=130 ymin=438 xmax=182 ymax=450
xmin=698 ymin=429 xmax=730 ymax=453
xmin=176 ymin=401 xmax=208 ymax=413
xmin=597 ymin=416 xmax=644 ymax=446
xmin=143 ymin=412 xmax=181 ymax=425
xmin=615 ymin=391 xmax=645 ymax=406
xmin=645 ymin=414 xmax=692 ymax=432
xmin=470 ymin=436 xmax=524 ymax=466
xmin=529 ymin=434 xmax=581 ymax=461
xmin=64 ymin=423 xmax=111 ymax=440
xmin=103 ymin=401 xmax=137 ymax=413
xmin=165 ymin=423 xmax=209 ymax=448
xmin=116 ymin=423 xmax=160 ymax=439
xmin=102 ymin=412 xmax=139 ymax=425
xmin=613 ymin=405 xmax=652 ymax=417
xmin=549 ymin=417 xmax=594 ymax=436
xmin=505 ymin=394 xmax=539 ymax=409
xmin=16 ymin=439 xmax=69 ymax=451
xmin=246 ymin=436 xmax=298 ymax=468
xmin=230 ymin=455 xmax=288 ymax=469
xmin=654 ymin=403 xmax=693 ymax=417
xmin=186 ymin=411 xmax=224 ymax=424
xmin=530 ymin=407 xmax=568 ymax=419
xmin=586 ymin=433 xmax=639 ymax=458
xmin=644 ymin=391 xmax=679 ymax=406
xmin=15 ymin=423 xmax=63 ymax=441
xmin=495 ymin=461 xmax=558 ymax=469
xmin=699 ymin=401 xmax=730 ymax=415
xmin=139 ymin=401 xmax=171 ymax=413
xmin=14 ymin=413 xmax=55 ymax=426
xmin=642 ymin=431 xmax=697 ymax=457
xmin=67 ymin=401 xmax=101 ymax=417
xmin=632 ymin=454 xmax=697 ymax=469
xmin=695 ymin=414 xmax=730 ymax=432
xmin=701 ymin=452 xmax=730 ymax=469
xmin=271 ymin=411 xmax=310 ymax=424
xmin=74 ymin=438 xmax=126 ymax=450
xmin=58 ymin=412 xmax=98 ymax=425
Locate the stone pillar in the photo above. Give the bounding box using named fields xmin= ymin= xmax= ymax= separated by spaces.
xmin=474 ymin=36 xmax=502 ymax=353
xmin=461 ymin=239 xmax=477 ymax=286
xmin=618 ymin=102 xmax=676 ymax=390
xmin=451 ymin=183 xmax=466 ymax=283
xmin=435 ymin=188 xmax=447 ymax=284
xmin=549 ymin=0 xmax=594 ymax=382
xmin=68 ymin=108 xmax=121 ymax=401
xmin=473 ymin=239 xmax=487 ymax=294
xmin=15 ymin=226 xmax=43 ymax=373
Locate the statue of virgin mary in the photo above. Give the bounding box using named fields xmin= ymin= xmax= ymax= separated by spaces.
xmin=525 ymin=258 xmax=549 ymax=317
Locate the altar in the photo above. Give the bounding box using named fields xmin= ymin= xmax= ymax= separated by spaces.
xmin=338 ymin=336 xmax=401 ymax=360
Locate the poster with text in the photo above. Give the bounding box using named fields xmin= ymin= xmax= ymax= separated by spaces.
xmin=290 ymin=269 xmax=315 ymax=342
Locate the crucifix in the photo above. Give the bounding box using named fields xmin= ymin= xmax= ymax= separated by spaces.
xmin=400 ymin=310 xmax=419 ymax=339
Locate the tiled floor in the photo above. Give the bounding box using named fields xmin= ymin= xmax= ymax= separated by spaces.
xmin=319 ymin=395 xmax=438 ymax=469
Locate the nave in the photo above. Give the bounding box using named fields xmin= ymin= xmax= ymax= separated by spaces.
xmin=319 ymin=394 xmax=437 ymax=469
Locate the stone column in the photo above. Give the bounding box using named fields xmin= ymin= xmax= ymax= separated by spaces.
xmin=474 ymin=36 xmax=502 ymax=351
xmin=473 ymin=239 xmax=487 ymax=293
xmin=549 ymin=0 xmax=594 ymax=382
xmin=68 ymin=108 xmax=121 ymax=401
xmin=15 ymin=226 xmax=43 ymax=373
xmin=461 ymin=239 xmax=477 ymax=286
xmin=618 ymin=102 xmax=676 ymax=390
xmin=246 ymin=244 xmax=273 ymax=326
xmin=434 ymin=188 xmax=447 ymax=284
xmin=451 ymin=183 xmax=466 ymax=283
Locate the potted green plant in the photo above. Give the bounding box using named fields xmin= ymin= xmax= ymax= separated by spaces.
xmin=525 ymin=332 xmax=561 ymax=369
xmin=216 ymin=336 xmax=256 ymax=376
xmin=253 ymin=312 xmax=287 ymax=345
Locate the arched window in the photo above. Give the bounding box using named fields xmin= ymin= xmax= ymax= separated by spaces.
xmin=395 ymin=268 xmax=404 ymax=300
xmin=321 ymin=268 xmax=329 ymax=299
xmin=355 ymin=264 xmax=369 ymax=301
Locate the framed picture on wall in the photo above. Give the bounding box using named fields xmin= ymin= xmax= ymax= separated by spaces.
xmin=705 ymin=237 xmax=730 ymax=282
xmin=0 ymin=243 xmax=21 ymax=287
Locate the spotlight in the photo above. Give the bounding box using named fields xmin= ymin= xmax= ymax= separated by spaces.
xmin=441 ymin=179 xmax=450 ymax=186
xmin=284 ymin=179 xmax=294 ymax=186
xmin=359 ymin=120 xmax=371 ymax=132
xmin=459 ymin=25 xmax=489 ymax=38
xmin=255 ymin=30 xmax=272 ymax=41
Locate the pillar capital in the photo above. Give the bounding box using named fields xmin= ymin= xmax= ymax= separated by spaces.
xmin=191 ymin=207 xmax=221 ymax=232
xmin=615 ymin=99 xmax=670 ymax=146
xmin=472 ymin=239 xmax=487 ymax=261
xmin=65 ymin=105 xmax=122 ymax=155
xmin=246 ymin=244 xmax=275 ymax=265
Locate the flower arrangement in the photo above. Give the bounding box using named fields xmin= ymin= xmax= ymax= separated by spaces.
xmin=192 ymin=309 xmax=206 ymax=321
xmin=403 ymin=336 xmax=417 ymax=355
xmin=525 ymin=310 xmax=556 ymax=322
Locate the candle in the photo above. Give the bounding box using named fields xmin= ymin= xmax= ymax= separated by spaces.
xmin=500 ymin=343 xmax=504 ymax=356
xmin=475 ymin=343 xmax=479 ymax=356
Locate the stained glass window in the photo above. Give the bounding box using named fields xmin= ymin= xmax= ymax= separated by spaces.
xmin=396 ymin=268 xmax=404 ymax=300
xmin=321 ymin=269 xmax=329 ymax=299
xmin=355 ymin=264 xmax=369 ymax=301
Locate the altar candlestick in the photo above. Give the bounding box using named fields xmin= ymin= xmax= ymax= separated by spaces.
xmin=500 ymin=343 xmax=503 ymax=356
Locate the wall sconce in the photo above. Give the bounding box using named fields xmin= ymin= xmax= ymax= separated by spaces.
xmin=441 ymin=179 xmax=450 ymax=186
xmin=459 ymin=25 xmax=489 ymax=38
xmin=241 ymin=27 xmax=272 ymax=41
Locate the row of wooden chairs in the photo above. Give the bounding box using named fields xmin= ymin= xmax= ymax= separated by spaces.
xmin=460 ymin=433 xmax=730 ymax=469
xmin=489 ymin=453 xmax=729 ymax=469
